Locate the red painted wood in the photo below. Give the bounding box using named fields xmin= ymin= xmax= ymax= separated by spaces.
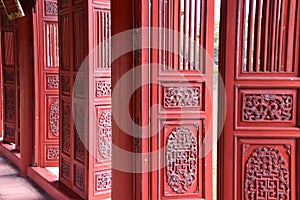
xmin=18 ymin=1 xmax=35 ymax=176
xmin=0 ymin=11 xmax=20 ymax=149
xmin=111 ymin=0 xmax=134 ymax=199
xmin=218 ymin=0 xmax=299 ymax=199
xmin=33 ymin=0 xmax=60 ymax=167
xmin=59 ymin=0 xmax=111 ymax=199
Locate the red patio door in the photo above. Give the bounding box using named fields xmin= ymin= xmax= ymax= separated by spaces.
xmin=1 ymin=13 xmax=20 ymax=149
xmin=59 ymin=0 xmax=111 ymax=199
xmin=219 ymin=0 xmax=300 ymax=199
xmin=150 ymin=0 xmax=214 ymax=199
xmin=34 ymin=0 xmax=60 ymax=167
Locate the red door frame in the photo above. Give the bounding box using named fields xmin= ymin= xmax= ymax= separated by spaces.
xmin=218 ymin=0 xmax=300 ymax=199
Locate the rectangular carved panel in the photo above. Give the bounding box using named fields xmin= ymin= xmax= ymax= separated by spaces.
xmin=94 ymin=170 xmax=111 ymax=195
xmin=61 ymin=157 xmax=71 ymax=181
xmin=46 ymin=74 xmax=59 ymax=90
xmin=96 ymin=107 xmax=111 ymax=165
xmin=3 ymin=68 xmax=15 ymax=83
xmin=159 ymin=82 xmax=204 ymax=114
xmin=43 ymin=0 xmax=58 ymax=17
xmin=237 ymin=88 xmax=297 ymax=128
xmin=160 ymin=120 xmax=203 ymax=199
xmin=46 ymin=96 xmax=59 ymax=139
xmin=62 ymin=101 xmax=71 ymax=155
xmin=237 ymin=139 xmax=296 ymax=200
xmin=45 ymin=144 xmax=59 ymax=161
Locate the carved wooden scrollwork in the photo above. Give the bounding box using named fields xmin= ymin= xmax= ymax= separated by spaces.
xmin=49 ymin=99 xmax=59 ymax=136
xmin=164 ymin=87 xmax=201 ymax=108
xmin=166 ymin=126 xmax=197 ymax=194
xmin=244 ymin=147 xmax=290 ymax=199
xmin=243 ymin=94 xmax=293 ymax=121
xmin=96 ymin=171 xmax=112 ymax=191
xmin=98 ymin=110 xmax=112 ymax=160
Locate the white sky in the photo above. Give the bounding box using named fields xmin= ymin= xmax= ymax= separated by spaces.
xmin=215 ymin=0 xmax=221 ymax=20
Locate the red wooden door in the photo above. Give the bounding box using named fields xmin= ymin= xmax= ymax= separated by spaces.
xmin=219 ymin=0 xmax=300 ymax=199
xmin=150 ymin=0 xmax=214 ymax=199
xmin=34 ymin=0 xmax=60 ymax=167
xmin=59 ymin=0 xmax=111 ymax=199
xmin=1 ymin=13 xmax=20 ymax=149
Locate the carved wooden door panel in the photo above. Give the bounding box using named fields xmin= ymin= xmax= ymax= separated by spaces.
xmin=150 ymin=0 xmax=214 ymax=199
xmin=59 ymin=0 xmax=111 ymax=199
xmin=1 ymin=14 xmax=20 ymax=149
xmin=219 ymin=0 xmax=300 ymax=199
xmin=35 ymin=0 xmax=60 ymax=167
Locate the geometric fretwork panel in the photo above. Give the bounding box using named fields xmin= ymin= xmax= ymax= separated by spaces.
xmin=166 ymin=126 xmax=197 ymax=194
xmin=244 ymin=147 xmax=290 ymax=199
xmin=162 ymin=121 xmax=202 ymax=198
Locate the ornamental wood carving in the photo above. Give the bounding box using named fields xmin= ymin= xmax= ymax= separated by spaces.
xmin=96 ymin=171 xmax=112 ymax=192
xmin=243 ymin=94 xmax=293 ymax=121
xmin=5 ymin=87 xmax=15 ymax=122
xmin=62 ymin=104 xmax=70 ymax=153
xmin=166 ymin=126 xmax=197 ymax=194
xmin=47 ymin=75 xmax=59 ymax=89
xmin=74 ymin=166 xmax=85 ymax=192
xmin=164 ymin=87 xmax=201 ymax=108
xmin=98 ymin=110 xmax=112 ymax=160
xmin=45 ymin=1 xmax=58 ymax=16
xmin=96 ymin=80 xmax=111 ymax=97
xmin=62 ymin=159 xmax=70 ymax=181
xmin=49 ymin=99 xmax=59 ymax=136
xmin=244 ymin=147 xmax=290 ymax=199
xmin=47 ymin=145 xmax=59 ymax=160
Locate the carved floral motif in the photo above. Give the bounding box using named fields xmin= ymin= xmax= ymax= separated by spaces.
xmin=74 ymin=166 xmax=85 ymax=191
xmin=96 ymin=171 xmax=112 ymax=191
xmin=49 ymin=99 xmax=59 ymax=137
xmin=5 ymin=126 xmax=15 ymax=140
xmin=244 ymin=147 xmax=290 ymax=199
xmin=62 ymin=76 xmax=70 ymax=94
xmin=96 ymin=80 xmax=111 ymax=97
xmin=45 ymin=1 xmax=58 ymax=16
xmin=62 ymin=160 xmax=70 ymax=180
xmin=164 ymin=87 xmax=200 ymax=108
xmin=98 ymin=110 xmax=112 ymax=160
xmin=5 ymin=88 xmax=15 ymax=122
xmin=47 ymin=146 xmax=59 ymax=160
xmin=47 ymin=75 xmax=59 ymax=89
xmin=75 ymin=132 xmax=85 ymax=162
xmin=243 ymin=94 xmax=293 ymax=121
xmin=62 ymin=105 xmax=70 ymax=153
xmin=166 ymin=126 xmax=197 ymax=194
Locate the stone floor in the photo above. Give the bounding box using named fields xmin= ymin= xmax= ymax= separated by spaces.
xmin=0 ymin=153 xmax=53 ymax=200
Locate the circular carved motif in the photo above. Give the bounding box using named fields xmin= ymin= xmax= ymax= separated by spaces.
xmin=98 ymin=110 xmax=112 ymax=160
xmin=166 ymin=126 xmax=197 ymax=194
xmin=49 ymin=99 xmax=59 ymax=137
